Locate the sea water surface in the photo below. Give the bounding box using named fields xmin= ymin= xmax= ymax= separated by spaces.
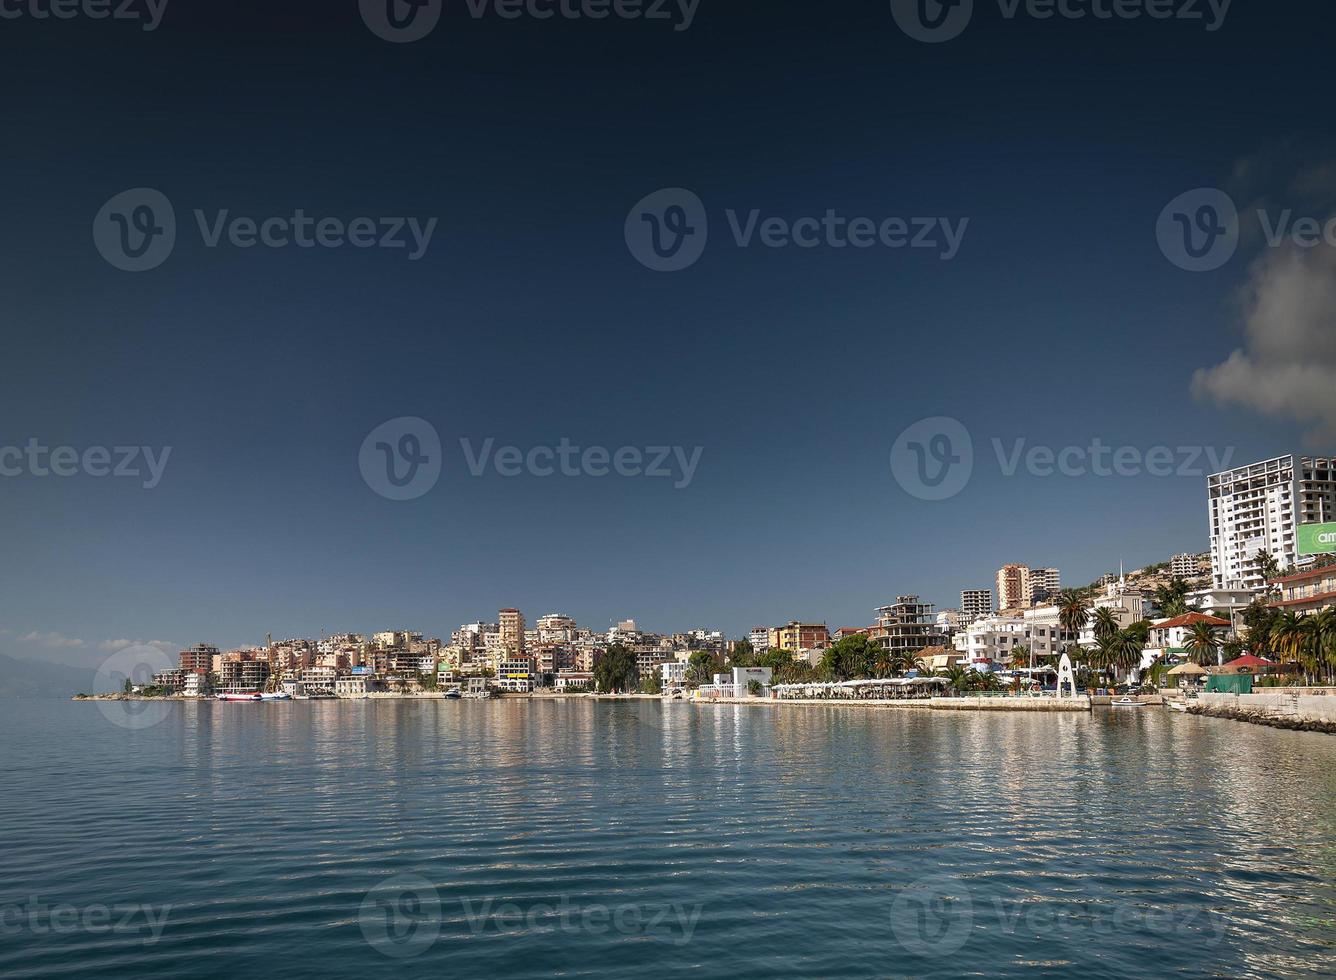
xmin=1 ymin=698 xmax=1334 ymax=978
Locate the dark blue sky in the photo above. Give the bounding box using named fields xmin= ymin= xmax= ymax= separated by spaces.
xmin=4 ymin=0 xmax=1335 ymax=666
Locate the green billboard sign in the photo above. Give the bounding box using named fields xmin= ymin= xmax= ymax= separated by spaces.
xmin=1298 ymin=522 xmax=1336 ymax=556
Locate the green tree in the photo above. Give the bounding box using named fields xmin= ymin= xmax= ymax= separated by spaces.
xmin=746 ymin=679 xmax=764 ymax=697
xmin=594 ymin=644 xmax=639 ymax=693
xmin=640 ymin=672 xmax=663 ymax=695
xmin=1153 ymin=578 xmax=1192 ymax=617
xmin=1091 ymin=607 xmax=1120 ymax=644
xmin=820 ymin=634 xmax=876 ymax=681
xmin=1058 ymin=591 xmax=1090 ymax=638
xmin=1254 ymin=549 xmax=1281 ymax=589
xmin=1185 ymin=621 xmax=1222 ymax=667
xmin=686 ymin=650 xmax=718 ymax=685
xmin=729 ymin=639 xmax=754 ymax=667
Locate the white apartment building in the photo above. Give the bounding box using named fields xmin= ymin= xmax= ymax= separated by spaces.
xmin=1209 ymin=455 xmax=1336 ymax=591
xmin=1029 ymin=567 xmax=1062 ymax=603
xmin=960 ymin=589 xmax=993 ymax=623
xmin=953 ymin=607 xmax=1074 ymax=665
xmin=660 ymin=661 xmax=688 ymax=688
xmin=748 ymin=627 xmax=771 ymax=653
xmin=1171 ymin=553 xmax=1206 ymax=579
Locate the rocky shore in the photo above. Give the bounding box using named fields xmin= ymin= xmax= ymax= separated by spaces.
xmin=1188 ymin=701 xmax=1336 ymax=735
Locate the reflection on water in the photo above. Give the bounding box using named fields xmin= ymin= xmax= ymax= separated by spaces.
xmin=1 ymin=700 xmax=1334 ymax=978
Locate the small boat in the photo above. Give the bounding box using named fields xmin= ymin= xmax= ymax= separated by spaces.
xmin=443 ymin=689 xmax=462 ymax=700
xmin=1167 ymin=701 xmax=1189 ymax=713
xmin=1111 ymin=697 xmax=1144 ymax=708
xmin=260 ymin=692 xmax=292 ymax=701
xmin=216 ymin=692 xmax=262 ymax=702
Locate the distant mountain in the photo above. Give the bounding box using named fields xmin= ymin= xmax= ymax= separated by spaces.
xmin=0 ymin=653 xmax=95 ymax=699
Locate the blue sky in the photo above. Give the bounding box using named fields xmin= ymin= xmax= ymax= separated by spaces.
xmin=3 ymin=1 xmax=1336 ymax=667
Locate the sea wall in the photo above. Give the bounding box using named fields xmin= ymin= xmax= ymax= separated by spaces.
xmin=929 ymin=696 xmax=1091 ymax=712
xmin=1191 ymin=691 xmax=1336 ymax=734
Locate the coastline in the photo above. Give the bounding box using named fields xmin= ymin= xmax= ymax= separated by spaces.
xmin=72 ymin=691 xmax=1093 ymax=711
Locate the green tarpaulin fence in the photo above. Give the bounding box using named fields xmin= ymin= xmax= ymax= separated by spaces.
xmin=1205 ymin=674 xmax=1253 ymax=694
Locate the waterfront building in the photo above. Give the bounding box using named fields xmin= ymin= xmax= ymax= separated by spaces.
xmin=152 ymin=668 xmax=187 ymax=692
xmin=182 ymin=672 xmax=208 ymax=697
xmin=219 ymin=656 xmax=270 ymax=693
xmin=554 ymin=671 xmax=594 ymax=691
xmin=1208 ymin=454 xmax=1336 ymax=590
xmin=770 ymin=621 xmax=830 ymax=652
xmin=1143 ymin=613 xmax=1231 ymax=665
xmin=729 ymin=666 xmax=772 ymax=697
xmin=871 ymin=597 xmax=944 ymax=656
xmin=660 ymin=661 xmax=688 ymax=688
xmin=960 ymin=589 xmax=993 ymax=623
xmin=952 ymin=607 xmax=1074 ymax=666
xmin=1270 ymin=565 xmax=1336 ymax=616
xmin=179 ymin=643 xmax=218 ymax=675
xmin=497 ymin=657 xmax=535 ymax=692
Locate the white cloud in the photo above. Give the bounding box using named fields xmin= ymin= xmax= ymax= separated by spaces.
xmin=19 ymin=630 xmax=86 ymax=649
xmin=1192 ymin=202 xmax=1336 ymax=445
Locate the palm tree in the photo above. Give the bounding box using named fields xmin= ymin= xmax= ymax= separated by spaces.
xmin=1311 ymin=609 xmax=1336 ymax=684
xmin=942 ymin=665 xmax=970 ymax=695
xmin=1185 ymin=621 xmax=1222 ymax=667
xmin=1058 ymin=591 xmax=1090 ymax=639
xmin=1153 ymin=578 xmax=1191 ymax=618
xmin=1092 ymin=607 xmax=1119 ymax=644
xmin=1272 ymin=611 xmax=1311 ymax=680
xmin=1110 ymin=629 xmax=1145 ymax=684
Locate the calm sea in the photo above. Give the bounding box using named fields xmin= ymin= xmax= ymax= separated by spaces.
xmin=1 ymin=698 xmax=1334 ymax=978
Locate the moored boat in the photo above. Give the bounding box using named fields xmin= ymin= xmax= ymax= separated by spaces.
xmin=260 ymin=692 xmax=292 ymax=701
xmin=216 ymin=692 xmax=262 ymax=702
xmin=1111 ymin=697 xmax=1145 ymax=708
